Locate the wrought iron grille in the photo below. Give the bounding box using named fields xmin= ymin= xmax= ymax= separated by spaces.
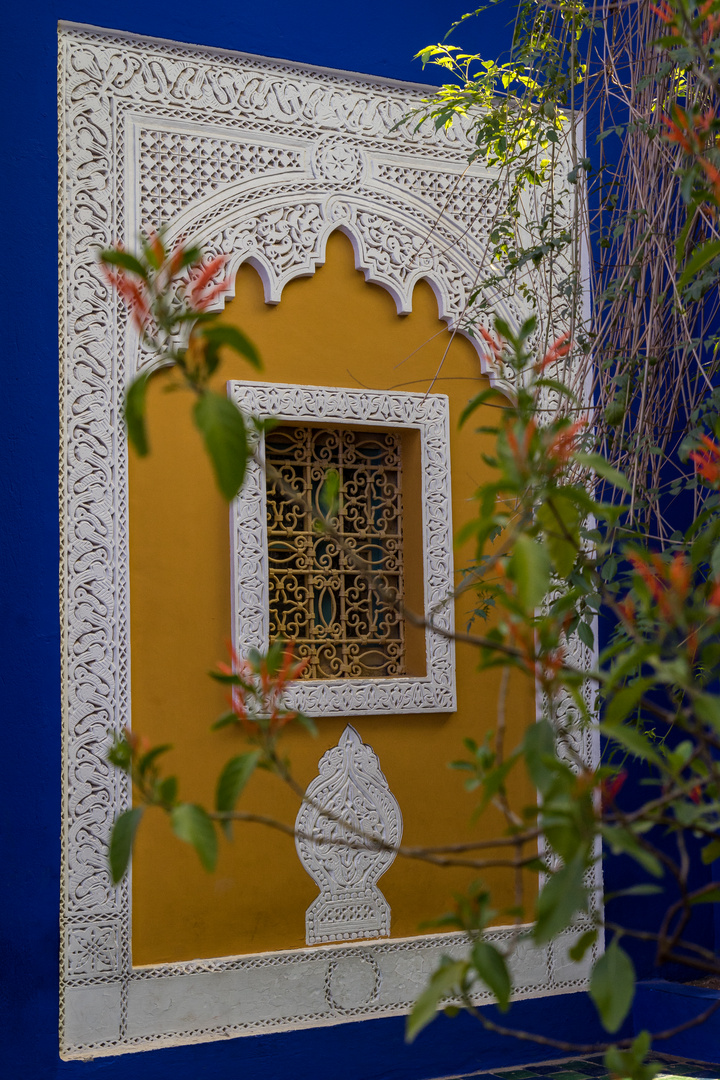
xmin=265 ymin=425 xmax=405 ymax=679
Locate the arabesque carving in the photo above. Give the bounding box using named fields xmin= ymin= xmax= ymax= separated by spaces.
xmin=296 ymin=725 xmax=402 ymax=944
xmin=58 ymin=22 xmax=593 ymax=1059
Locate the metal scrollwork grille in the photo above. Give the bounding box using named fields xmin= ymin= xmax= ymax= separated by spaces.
xmin=265 ymin=426 xmax=405 ymax=679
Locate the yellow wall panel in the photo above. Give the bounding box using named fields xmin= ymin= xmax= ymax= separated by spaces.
xmin=130 ymin=231 xmax=537 ymax=965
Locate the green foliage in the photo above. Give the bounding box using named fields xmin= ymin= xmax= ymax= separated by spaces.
xmin=193 ymin=391 xmax=248 ymax=500
xmin=215 ymin=751 xmax=262 ymax=837
xmin=102 ymin=37 xmax=720 ymax=1056
xmin=99 ymin=232 xmax=261 ymax=503
xmin=406 ymin=958 xmax=468 ymax=1041
xmin=604 ymin=1032 xmax=661 ymax=1080
xmin=589 ymin=939 xmax=636 ymax=1033
xmin=108 ymin=807 xmax=144 ymax=885
xmin=534 ymin=854 xmax=587 ymax=944
xmin=170 ymin=804 xmax=218 ymax=872
xmin=471 ymin=941 xmax=511 ymax=1011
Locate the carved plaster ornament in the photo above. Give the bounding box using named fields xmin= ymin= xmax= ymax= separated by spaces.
xmin=296 ymin=725 xmax=402 ymax=944
xmin=58 ymin=23 xmax=597 ymax=1058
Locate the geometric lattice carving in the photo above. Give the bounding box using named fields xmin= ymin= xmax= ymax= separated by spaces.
xmin=266 ymin=425 xmax=405 ymax=679
xmin=296 ymin=725 xmax=402 ymax=944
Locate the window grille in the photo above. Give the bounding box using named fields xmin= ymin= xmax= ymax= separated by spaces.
xmin=265 ymin=426 xmax=405 ymax=679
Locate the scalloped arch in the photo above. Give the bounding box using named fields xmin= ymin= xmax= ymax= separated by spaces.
xmin=155 ymin=184 xmax=523 ymax=394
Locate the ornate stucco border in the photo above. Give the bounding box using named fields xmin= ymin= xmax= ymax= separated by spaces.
xmin=58 ymin=22 xmax=599 ymax=1059
xmin=229 ymin=381 xmax=455 ymax=715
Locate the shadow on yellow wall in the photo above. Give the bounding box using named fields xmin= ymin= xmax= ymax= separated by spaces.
xmin=130 ymin=231 xmax=537 ymax=965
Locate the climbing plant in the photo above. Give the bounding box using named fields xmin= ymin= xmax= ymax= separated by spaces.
xmin=100 ymin=2 xmax=720 ymax=1074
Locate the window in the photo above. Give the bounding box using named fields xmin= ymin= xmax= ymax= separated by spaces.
xmin=228 ymin=380 xmax=457 ymax=716
xmin=265 ymin=424 xmax=406 ymax=680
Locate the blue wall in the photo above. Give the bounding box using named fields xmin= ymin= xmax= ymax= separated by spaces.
xmin=2 ymin=2 xmax=622 ymax=1075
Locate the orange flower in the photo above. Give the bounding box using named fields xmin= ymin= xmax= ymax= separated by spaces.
xmin=188 ymin=253 xmax=230 ymax=310
xmin=102 ymin=266 xmax=150 ymax=332
xmin=700 ymin=0 xmax=720 ymax=41
xmin=689 ymin=433 xmax=720 ymax=485
xmin=168 ymin=239 xmax=189 ymax=277
xmin=148 ymin=230 xmax=166 ymax=267
xmin=546 ymin=417 xmax=587 ymax=467
xmin=536 ymin=331 xmax=572 ymax=373
xmin=697 ymin=107 xmax=716 ymax=134
xmin=617 ymin=596 xmax=636 ymax=626
xmin=478 ymin=325 xmax=504 ymax=369
xmin=709 ymin=577 xmax=720 ymax=607
xmin=661 ymin=107 xmax=695 ymax=154
xmin=699 ymin=155 xmax=720 ymax=201
xmin=600 ymin=768 xmax=627 ymax=812
xmin=628 ymin=552 xmax=663 ymax=604
xmin=668 ymin=553 xmax=690 ymax=601
xmin=650 ymin=0 xmax=680 ymax=32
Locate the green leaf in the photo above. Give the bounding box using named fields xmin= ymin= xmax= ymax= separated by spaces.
xmin=108 ymin=807 xmax=144 ymax=884
xmin=599 ymin=722 xmax=663 ymax=768
xmin=99 ymin=248 xmax=148 ymax=279
xmin=124 ymin=371 xmax=153 ymax=457
xmin=471 ymin=941 xmax=511 ymax=1011
xmin=211 ymin=710 xmax=240 ymax=731
xmin=695 ymin=693 xmax=720 ymax=734
xmin=199 ymin=324 xmax=261 ymax=374
xmin=604 ymin=1031 xmax=659 ymax=1080
xmin=600 ymin=825 xmax=664 ymax=878
xmin=568 ymin=928 xmax=597 ymax=962
xmin=193 ymin=392 xmax=249 ymax=500
xmin=523 ymin=719 xmax=557 ymax=797
xmin=701 ymin=838 xmax=720 ymax=865
xmin=678 ymin=238 xmax=720 ymax=290
xmin=216 ymin=751 xmax=262 ymax=836
xmin=158 ymin=776 xmax=178 ymax=806
xmin=295 ymin=713 xmax=318 ymax=737
xmin=536 ymin=496 xmax=580 ymax=577
xmin=534 ymin=854 xmax=587 ymax=944
xmin=575 ymin=452 xmax=630 ymax=493
xmin=510 ymin=535 xmax=551 ymax=610
xmin=137 ymin=743 xmax=173 ymax=776
xmin=459 ymin=387 xmax=504 ymax=427
xmin=576 ymin=620 xmax=594 ymax=650
xmin=170 ymin=803 xmax=218 ymax=871
xmin=318 ymin=469 xmax=340 ymax=519
xmin=604 ymin=680 xmax=654 ymax=727
xmin=690 ymin=886 xmax=720 ymax=905
xmin=406 ymin=959 xmax=468 ymax=1042
xmin=590 ymin=939 xmax=635 ymax=1033
xmin=604 ymin=884 xmax=662 ymax=902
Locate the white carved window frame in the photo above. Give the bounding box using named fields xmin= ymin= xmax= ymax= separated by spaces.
xmin=58 ymin=22 xmax=600 ymax=1060
xmin=229 ymin=381 xmax=455 ymax=715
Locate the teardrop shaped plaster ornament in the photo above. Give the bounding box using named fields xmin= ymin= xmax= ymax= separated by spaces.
xmin=295 ymin=725 xmax=402 ymax=945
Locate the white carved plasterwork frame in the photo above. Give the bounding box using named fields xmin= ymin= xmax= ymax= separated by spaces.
xmin=229 ymin=381 xmax=455 ymax=715
xmin=58 ymin=22 xmax=599 ymax=1060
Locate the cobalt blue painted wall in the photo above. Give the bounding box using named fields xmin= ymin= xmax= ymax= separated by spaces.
xmin=2 ymin=2 xmax=618 ymax=1076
